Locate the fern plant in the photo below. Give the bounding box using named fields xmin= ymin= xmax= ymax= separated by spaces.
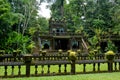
xmin=105 ymin=40 xmax=117 ymax=52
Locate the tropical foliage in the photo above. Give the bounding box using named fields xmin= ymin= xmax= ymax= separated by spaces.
xmin=0 ymin=0 xmax=120 ymax=53
xmin=0 ymin=0 xmax=48 ymax=54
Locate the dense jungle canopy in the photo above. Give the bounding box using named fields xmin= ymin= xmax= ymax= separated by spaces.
xmin=0 ymin=0 xmax=120 ymax=53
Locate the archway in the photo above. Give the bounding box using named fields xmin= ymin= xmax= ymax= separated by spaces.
xmin=44 ymin=43 xmax=49 ymax=49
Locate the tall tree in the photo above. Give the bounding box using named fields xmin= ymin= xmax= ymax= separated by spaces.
xmin=110 ymin=0 xmax=120 ymax=34
xmin=63 ymin=0 xmax=116 ymax=36
xmin=8 ymin=0 xmax=39 ymax=35
xmin=0 ymin=0 xmax=22 ymax=51
xmin=50 ymin=0 xmax=65 ymax=18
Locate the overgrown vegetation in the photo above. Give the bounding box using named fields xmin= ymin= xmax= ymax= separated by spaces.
xmin=50 ymin=0 xmax=120 ymax=53
xmin=0 ymin=0 xmax=120 ymax=53
xmin=0 ymin=0 xmax=48 ymax=54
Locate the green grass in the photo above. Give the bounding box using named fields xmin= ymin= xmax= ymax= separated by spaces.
xmin=1 ymin=72 xmax=120 ymax=80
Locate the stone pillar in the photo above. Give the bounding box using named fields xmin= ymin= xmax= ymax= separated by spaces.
xmin=71 ymin=60 xmax=75 ymax=74
xmin=23 ymin=54 xmax=32 ymax=77
xmin=69 ymin=39 xmax=72 ymax=50
xmin=52 ymin=39 xmax=55 ymax=50
xmin=108 ymin=60 xmax=113 ymax=72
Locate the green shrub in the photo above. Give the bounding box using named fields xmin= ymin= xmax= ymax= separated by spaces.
xmin=68 ymin=51 xmax=77 ymax=61
xmin=105 ymin=40 xmax=117 ymax=52
xmin=58 ymin=49 xmax=63 ymax=54
xmin=41 ymin=50 xmax=47 ymax=56
xmin=105 ymin=50 xmax=115 ymax=60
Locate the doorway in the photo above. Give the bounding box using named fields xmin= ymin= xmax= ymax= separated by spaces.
xmin=55 ymin=39 xmax=69 ymax=50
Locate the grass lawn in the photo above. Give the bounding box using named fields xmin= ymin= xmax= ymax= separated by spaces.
xmin=1 ymin=72 xmax=120 ymax=80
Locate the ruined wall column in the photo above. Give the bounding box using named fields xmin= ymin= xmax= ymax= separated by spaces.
xmin=50 ymin=39 xmax=54 ymax=50
xmin=69 ymin=39 xmax=72 ymax=50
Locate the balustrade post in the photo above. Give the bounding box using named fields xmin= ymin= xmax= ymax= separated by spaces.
xmin=93 ymin=63 xmax=95 ymax=72
xmin=47 ymin=65 xmax=50 ymax=74
xmin=98 ymin=63 xmax=100 ymax=71
xmin=59 ymin=64 xmax=61 ymax=73
xmin=68 ymin=51 xmax=76 ymax=75
xmin=18 ymin=65 xmax=21 ymax=76
xmin=35 ymin=65 xmax=38 ymax=75
xmin=108 ymin=60 xmax=113 ymax=72
xmin=83 ymin=63 xmax=86 ymax=72
xmin=71 ymin=60 xmax=75 ymax=74
xmin=64 ymin=64 xmax=67 ymax=73
xmin=11 ymin=66 xmax=14 ymax=76
xmin=41 ymin=65 xmax=44 ymax=74
xmin=114 ymin=62 xmax=117 ymax=71
xmin=4 ymin=66 xmax=7 ymax=77
xmin=23 ymin=54 xmax=32 ymax=77
xmin=119 ymin=62 xmax=120 ymax=70
xmin=106 ymin=51 xmax=115 ymax=72
xmin=26 ymin=62 xmax=31 ymax=77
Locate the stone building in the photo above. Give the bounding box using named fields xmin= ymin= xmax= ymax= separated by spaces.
xmin=39 ymin=17 xmax=88 ymax=52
